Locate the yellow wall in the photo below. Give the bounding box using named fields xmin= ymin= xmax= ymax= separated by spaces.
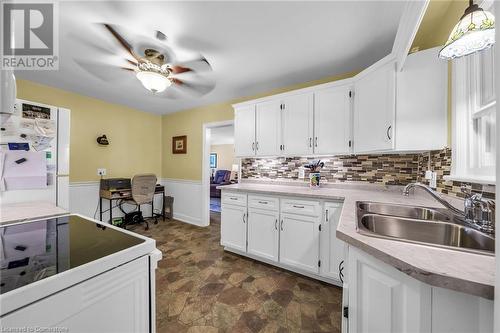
xmin=161 ymin=71 xmax=358 ymax=181
xmin=16 ymin=80 xmax=162 ymax=182
xmin=411 ymin=0 xmax=468 ymax=52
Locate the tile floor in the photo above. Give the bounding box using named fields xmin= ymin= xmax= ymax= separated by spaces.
xmin=135 ymin=212 xmax=343 ymax=333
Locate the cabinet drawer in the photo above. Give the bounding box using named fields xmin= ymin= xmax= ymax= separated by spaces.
xmin=281 ymin=198 xmax=321 ymax=217
xmin=222 ymin=192 xmax=247 ymax=207
xmin=248 ymin=195 xmax=279 ymax=211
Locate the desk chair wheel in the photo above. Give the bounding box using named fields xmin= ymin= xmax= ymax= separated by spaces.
xmin=144 ymin=220 xmax=149 ymax=230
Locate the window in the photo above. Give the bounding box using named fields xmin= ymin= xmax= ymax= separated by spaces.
xmin=450 ymin=45 xmax=496 ymax=183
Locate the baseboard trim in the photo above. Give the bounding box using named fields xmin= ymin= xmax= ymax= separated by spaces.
xmin=173 ymin=212 xmax=204 ymax=227
xmin=224 ymin=247 xmax=342 ymax=288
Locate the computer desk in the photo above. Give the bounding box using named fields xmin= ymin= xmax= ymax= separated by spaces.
xmin=99 ymin=185 xmax=165 ymax=223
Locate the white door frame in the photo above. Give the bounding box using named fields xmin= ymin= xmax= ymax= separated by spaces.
xmin=201 ymin=120 xmax=235 ymax=226
xmin=495 ymin=1 xmax=500 ymax=331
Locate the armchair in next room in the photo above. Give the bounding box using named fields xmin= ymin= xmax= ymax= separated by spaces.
xmin=210 ymin=170 xmax=231 ymax=198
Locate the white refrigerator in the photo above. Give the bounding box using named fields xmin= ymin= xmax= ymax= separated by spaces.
xmin=0 ymin=99 xmax=70 ymax=210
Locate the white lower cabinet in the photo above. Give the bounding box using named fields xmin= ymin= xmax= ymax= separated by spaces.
xmin=221 ymin=191 xmax=344 ymax=284
xmin=279 ymin=212 xmax=320 ymax=274
xmin=347 ymin=246 xmax=431 ymax=333
xmin=2 ymin=256 xmax=150 ymax=333
xmin=320 ymin=202 xmax=345 ymax=280
xmin=345 ymin=246 xmax=494 ymax=333
xmin=221 ymin=194 xmax=248 ymax=252
xmin=247 ymin=207 xmax=279 ymax=261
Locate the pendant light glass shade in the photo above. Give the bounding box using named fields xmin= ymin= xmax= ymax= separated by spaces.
xmin=136 ymin=71 xmax=171 ymax=93
xmin=439 ymin=1 xmax=495 ymax=60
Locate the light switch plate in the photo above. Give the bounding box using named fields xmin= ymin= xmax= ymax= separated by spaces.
xmin=97 ymin=168 xmax=106 ymax=176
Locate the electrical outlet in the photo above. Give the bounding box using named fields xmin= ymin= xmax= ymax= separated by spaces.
xmin=298 ymin=167 xmax=305 ymax=179
xmin=430 ymin=171 xmax=437 ymax=189
xmin=97 ymin=168 xmax=106 ymax=176
xmin=425 ymin=170 xmax=433 ymax=180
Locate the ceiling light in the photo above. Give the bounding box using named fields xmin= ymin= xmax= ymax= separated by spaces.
xmin=439 ymin=0 xmax=495 ymax=60
xmin=136 ymin=71 xmax=171 ymax=93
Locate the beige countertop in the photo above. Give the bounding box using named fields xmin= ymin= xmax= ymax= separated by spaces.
xmin=219 ymin=182 xmax=495 ymax=299
xmin=1 ymin=201 xmax=68 ymax=224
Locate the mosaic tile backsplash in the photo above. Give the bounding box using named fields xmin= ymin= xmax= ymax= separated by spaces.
xmin=241 ymin=148 xmax=495 ymax=199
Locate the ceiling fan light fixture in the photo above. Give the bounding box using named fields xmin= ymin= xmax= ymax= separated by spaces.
xmin=136 ymin=71 xmax=171 ymax=93
xmin=439 ymin=0 xmax=495 ymax=60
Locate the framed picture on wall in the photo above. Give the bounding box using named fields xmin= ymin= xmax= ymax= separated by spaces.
xmin=210 ymin=153 xmax=217 ymax=168
xmin=172 ymin=135 xmax=187 ymax=154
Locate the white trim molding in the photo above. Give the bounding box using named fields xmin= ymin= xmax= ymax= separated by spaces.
xmin=392 ymin=0 xmax=430 ymax=71
xmin=161 ymin=178 xmax=203 ymax=226
xmin=201 ymin=120 xmax=235 ymax=227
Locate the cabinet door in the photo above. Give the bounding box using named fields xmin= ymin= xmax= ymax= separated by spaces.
xmin=279 ymin=213 xmax=320 ymax=274
xmin=396 ymin=47 xmax=447 ymax=151
xmin=2 ymin=256 xmax=150 ymax=333
xmin=320 ymin=202 xmax=344 ymax=281
xmin=234 ymin=104 xmax=256 ymax=157
xmin=347 ymin=246 xmax=431 ymax=333
xmin=282 ymin=93 xmax=314 ymax=155
xmin=354 ymin=59 xmax=396 ymax=153
xmin=247 ymin=208 xmax=279 ymax=261
xmin=314 ymin=86 xmax=352 ymax=154
xmin=221 ymin=204 xmax=247 ymax=252
xmin=255 ymin=100 xmax=281 ymax=156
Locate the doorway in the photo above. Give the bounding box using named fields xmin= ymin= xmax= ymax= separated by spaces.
xmin=201 ymin=120 xmax=238 ymax=226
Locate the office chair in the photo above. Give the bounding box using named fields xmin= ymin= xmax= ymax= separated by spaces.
xmin=124 ymin=174 xmax=158 ymax=230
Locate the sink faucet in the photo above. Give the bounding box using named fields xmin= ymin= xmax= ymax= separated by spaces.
xmin=403 ymin=183 xmax=495 ymax=234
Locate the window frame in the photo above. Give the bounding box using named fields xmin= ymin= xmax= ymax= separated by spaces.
xmin=448 ymin=46 xmax=496 ymax=184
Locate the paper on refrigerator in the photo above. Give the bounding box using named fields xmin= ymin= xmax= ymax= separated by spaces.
xmin=2 ymin=151 xmax=47 ymax=191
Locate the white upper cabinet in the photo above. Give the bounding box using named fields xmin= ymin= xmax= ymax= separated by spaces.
xmin=314 ymin=85 xmax=352 ymax=155
xmin=255 ymin=100 xmax=281 ymax=156
xmin=395 ymin=47 xmax=447 ymax=151
xmin=234 ymin=104 xmax=256 ymax=157
xmin=281 ymin=92 xmax=314 ymax=156
xmin=353 ymin=57 xmax=396 ymax=153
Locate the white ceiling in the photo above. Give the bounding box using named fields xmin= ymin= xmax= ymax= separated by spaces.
xmin=210 ymin=125 xmax=234 ymax=145
xmin=16 ymin=1 xmax=406 ymax=115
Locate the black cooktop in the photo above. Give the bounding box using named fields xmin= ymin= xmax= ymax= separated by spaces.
xmin=0 ymin=215 xmax=145 ymax=294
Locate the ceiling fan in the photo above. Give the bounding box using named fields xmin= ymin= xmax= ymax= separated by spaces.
xmin=75 ymin=23 xmax=215 ymax=97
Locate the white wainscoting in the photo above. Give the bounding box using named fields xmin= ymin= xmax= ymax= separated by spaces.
xmin=69 ymin=179 xmax=204 ymax=226
xmin=69 ymin=181 xmax=163 ymax=221
xmin=161 ymin=178 xmax=203 ymax=226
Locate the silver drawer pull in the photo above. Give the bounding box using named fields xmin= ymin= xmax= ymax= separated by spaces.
xmin=293 ymin=205 xmax=305 ymax=209
xmin=229 ymin=197 xmax=238 ymax=200
xmin=258 ymin=201 xmax=268 ymax=204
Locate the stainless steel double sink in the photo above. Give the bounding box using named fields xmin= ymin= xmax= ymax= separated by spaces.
xmin=356 ymin=201 xmax=495 ymax=255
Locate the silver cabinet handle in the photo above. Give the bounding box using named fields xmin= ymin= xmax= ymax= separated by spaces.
xmin=275 ymin=219 xmax=278 ymax=230
xmin=280 ymin=219 xmax=284 ymax=231
xmin=386 ymin=125 xmax=392 ymax=140
xmin=326 ymin=209 xmax=329 ymax=222
xmin=293 ymin=205 xmax=305 ymax=209
xmin=230 ymin=197 xmax=238 ymax=200
xmin=315 ymin=137 xmax=318 ymax=147
xmin=256 ymin=142 xmax=259 ymax=150
xmin=242 ymin=213 xmax=246 ymax=223
xmin=309 ymin=137 xmax=312 ymax=148
xmin=258 ymin=201 xmax=268 ymax=204
xmin=252 ymin=142 xmax=255 ymax=151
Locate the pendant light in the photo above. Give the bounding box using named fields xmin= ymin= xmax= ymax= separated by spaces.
xmin=439 ymin=0 xmax=495 ymax=60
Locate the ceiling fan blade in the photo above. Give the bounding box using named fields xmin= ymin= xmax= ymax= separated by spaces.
xmin=75 ymin=59 xmax=134 ymax=82
xmin=102 ymin=23 xmax=141 ymax=61
xmin=169 ymin=77 xmax=215 ymax=97
xmin=169 ymin=56 xmax=212 ymax=74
